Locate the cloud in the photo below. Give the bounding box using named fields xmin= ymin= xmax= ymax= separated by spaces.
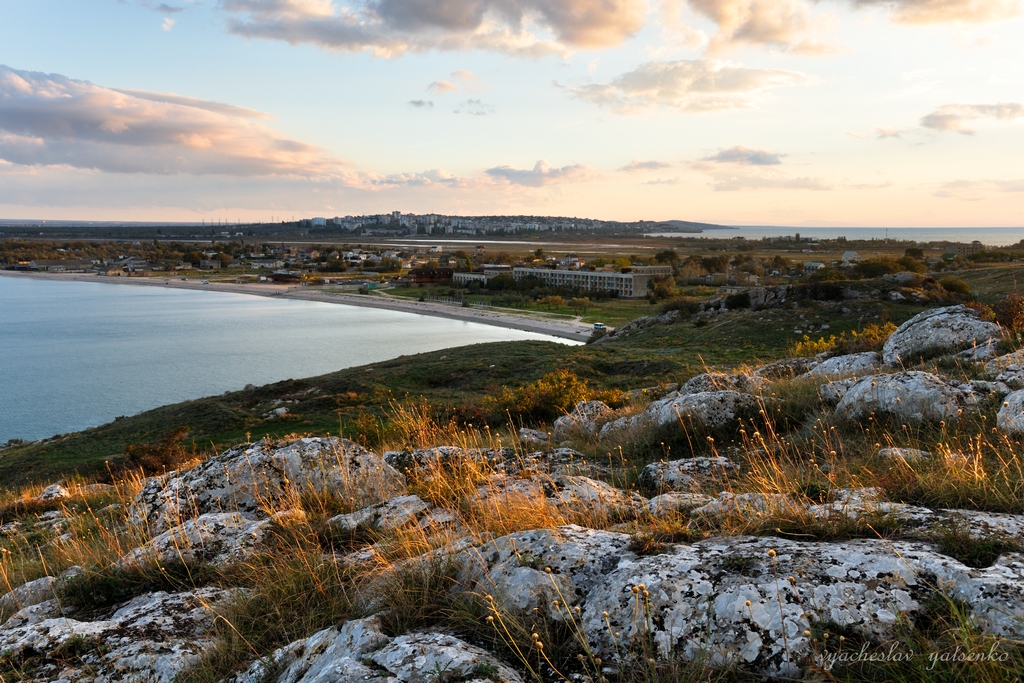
xmin=0 ymin=64 xmax=339 ymax=176
xmin=850 ymin=0 xmax=1023 ymax=24
xmin=427 ymin=80 xmax=459 ymax=95
xmin=162 ymin=17 xmax=176 ymax=30
xmin=686 ymin=0 xmax=838 ymax=55
xmin=619 ymin=159 xmax=673 ymax=172
xmin=454 ymin=99 xmax=495 ymax=115
xmin=713 ymin=175 xmax=831 ymax=190
xmin=219 ymin=0 xmax=646 ymax=58
xmin=920 ymin=102 xmax=1024 ymax=134
xmin=703 ymin=145 xmax=783 ymax=165
xmin=485 ymin=159 xmax=597 ymax=187
xmin=570 ymin=59 xmax=807 ymax=114
xmin=427 ymin=70 xmax=483 ymax=96
xmin=875 ymin=127 xmax=906 ymax=138
xmin=408 ymin=99 xmax=434 ymax=108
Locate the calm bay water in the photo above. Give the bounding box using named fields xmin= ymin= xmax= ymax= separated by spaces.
xmin=0 ymin=277 xmax=571 ymax=442
xmin=647 ymin=226 xmax=1024 ymax=246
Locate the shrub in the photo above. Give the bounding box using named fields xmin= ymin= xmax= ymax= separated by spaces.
xmin=788 ymin=322 xmax=897 ymax=357
xmin=994 ymin=293 xmax=1024 ymax=332
xmin=855 ymin=258 xmax=901 ymax=278
xmin=659 ymin=297 xmax=700 ymax=316
xmin=724 ymin=291 xmax=751 ymax=310
xmin=939 ymin=275 xmax=972 ymax=296
xmin=122 ymin=426 xmax=196 ymax=476
xmin=488 ymin=369 xmax=590 ymax=424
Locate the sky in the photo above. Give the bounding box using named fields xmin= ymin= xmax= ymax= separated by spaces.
xmin=0 ymin=0 xmax=1022 ymax=227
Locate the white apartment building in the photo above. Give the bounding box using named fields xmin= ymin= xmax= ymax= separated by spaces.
xmin=512 ymin=265 xmax=672 ymax=298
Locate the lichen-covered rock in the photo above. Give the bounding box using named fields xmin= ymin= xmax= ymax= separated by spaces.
xmin=995 ymin=365 xmax=1024 ymax=390
xmin=34 ymin=483 xmax=70 ymax=502
xmin=754 ymin=357 xmax=819 ymax=380
xmin=0 ymin=577 xmax=56 ymax=615
xmin=681 ymin=372 xmax=763 ymax=396
xmin=986 ymin=349 xmax=1024 ymax=371
xmin=471 ymin=475 xmax=644 ymax=520
xmin=580 ymin=536 xmax=1024 ymax=677
xmin=117 ymin=512 xmax=269 ymax=568
xmin=461 ymin=526 xmax=637 ymax=614
xmin=599 ymin=391 xmax=759 ymax=440
xmin=881 ymin=305 xmax=1003 ymax=365
xmin=517 ymin=427 xmax=550 ymax=447
xmin=689 ymin=492 xmax=793 ymax=520
xmin=818 ymin=378 xmax=859 ymax=405
xmin=835 ymin=372 xmax=971 ymax=423
xmin=808 ymin=352 xmax=881 ymax=378
xmin=326 ymin=494 xmax=456 ymax=534
xmin=132 ymin=437 xmax=405 ymax=532
xmin=997 ymin=389 xmax=1024 ymax=434
xmin=647 ymin=493 xmax=714 ymax=517
xmin=637 ymin=457 xmax=740 ymax=494
xmin=552 ymin=400 xmax=613 ymax=441
xmin=0 ymin=588 xmax=232 ymax=682
xmin=875 ymin=447 xmax=931 ymax=463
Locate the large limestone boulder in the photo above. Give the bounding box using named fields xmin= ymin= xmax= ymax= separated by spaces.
xmin=881 ymin=305 xmax=1002 ymax=365
xmin=552 ymin=400 xmax=613 ymax=441
xmin=470 ymin=475 xmax=645 ymax=520
xmin=0 ymin=588 xmax=232 ymax=682
xmin=579 ymin=535 xmax=1024 ymax=677
xmin=754 ymin=357 xmax=819 ymax=380
xmin=326 ymin=494 xmax=457 ymax=535
xmin=997 ymin=389 xmax=1024 ymax=434
xmin=117 ymin=512 xmax=270 ymax=568
xmin=835 ymin=371 xmax=971 ymax=423
xmin=680 ymin=372 xmax=763 ymax=396
xmin=132 ymin=437 xmax=405 ymax=532
xmin=637 ymin=456 xmax=740 ymax=494
xmin=600 ymin=391 xmax=759 ymax=440
xmin=807 ymin=352 xmax=881 ymax=378
xmin=237 ymin=616 xmax=523 ymax=683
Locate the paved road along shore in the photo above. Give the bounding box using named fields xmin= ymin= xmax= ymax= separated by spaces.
xmin=0 ymin=271 xmax=593 ymax=341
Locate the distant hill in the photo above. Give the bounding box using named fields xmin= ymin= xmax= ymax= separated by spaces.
xmin=655 ymin=220 xmax=735 ymax=232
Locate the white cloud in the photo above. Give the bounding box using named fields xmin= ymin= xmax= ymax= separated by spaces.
xmin=162 ymin=17 xmax=177 ymax=30
xmin=408 ymin=99 xmax=434 ymax=108
xmin=686 ymin=0 xmax=839 ymax=55
xmin=570 ymin=59 xmax=807 ymax=114
xmin=920 ymin=102 xmax=1024 ymax=134
xmin=619 ymin=159 xmax=674 ymax=172
xmin=713 ymin=175 xmax=831 ymax=190
xmin=850 ymin=0 xmax=1022 ymax=24
xmin=219 ymin=0 xmax=647 ymax=58
xmin=454 ymin=99 xmax=495 ymax=115
xmin=485 ymin=159 xmax=597 ymax=186
xmin=703 ymin=145 xmax=784 ymax=164
xmin=0 ymin=64 xmax=339 ymax=176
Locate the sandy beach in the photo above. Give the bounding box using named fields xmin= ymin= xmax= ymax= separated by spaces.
xmin=0 ymin=271 xmax=593 ymax=341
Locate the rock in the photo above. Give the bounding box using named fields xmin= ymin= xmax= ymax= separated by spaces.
xmin=883 ymin=271 xmax=921 ymax=285
xmin=807 ymin=352 xmax=881 ymax=378
xmin=243 ymin=615 xmax=523 ymax=683
xmin=986 ymin=349 xmax=1024 ymax=372
xmin=580 ymin=535 xmax=1024 ymax=676
xmin=383 ymin=446 xmax=512 ymax=474
xmin=80 ymin=483 xmax=116 ymax=497
xmin=681 ymin=372 xmax=763 ymax=396
xmin=471 ymin=475 xmax=644 ymax=520
xmin=461 ymin=525 xmax=638 ymax=615
xmin=647 ymin=391 xmax=760 ymax=430
xmin=753 ymin=357 xmax=819 ymax=380
xmin=995 ymin=364 xmax=1024 ymax=390
xmin=34 ymin=484 xmax=69 ymax=502
xmin=955 ymin=338 xmax=1001 ymax=362
xmin=326 ymin=494 xmax=456 ymax=535
xmin=997 ymin=390 xmax=1024 ymax=434
xmin=818 ymin=378 xmax=859 ymax=405
xmin=0 ymin=576 xmax=56 ymax=615
xmin=552 ymin=400 xmax=613 ymax=441
xmin=600 ymin=391 xmax=759 ymax=440
xmin=117 ymin=512 xmax=269 ymax=568
xmin=888 ymin=291 xmax=906 ymax=301
xmin=517 ymin=427 xmax=549 ymax=447
xmin=0 ymin=588 xmax=232 ymax=682
xmin=647 ymin=493 xmax=714 ymax=517
xmin=689 ymin=492 xmax=793 ymax=520
xmin=881 ymin=305 xmax=1003 ymax=365
xmin=875 ymin=447 xmax=931 ymax=463
xmin=132 ymin=437 xmax=405 ymax=532
xmin=637 ymin=457 xmax=740 ymax=494
xmin=835 ymin=371 xmax=972 ymax=423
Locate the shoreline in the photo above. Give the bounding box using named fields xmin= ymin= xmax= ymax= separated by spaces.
xmin=0 ymin=271 xmax=593 ymax=341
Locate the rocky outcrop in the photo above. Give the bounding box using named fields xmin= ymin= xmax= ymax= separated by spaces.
xmin=517 ymin=427 xmax=549 ymax=448
xmin=600 ymin=391 xmax=759 ymax=440
xmin=997 ymin=390 xmax=1024 ymax=434
xmin=807 ymin=352 xmax=881 ymax=378
xmin=753 ymin=357 xmax=819 ymax=380
xmin=471 ymin=475 xmax=645 ymax=520
xmin=237 ymin=616 xmax=523 ymax=683
xmin=132 ymin=437 xmax=405 ymax=532
xmin=552 ymin=400 xmax=613 ymax=441
xmin=835 ymin=371 xmax=972 ymax=423
xmin=326 ymin=495 xmax=457 ymax=535
xmin=995 ymin=365 xmax=1024 ymax=390
xmin=117 ymin=512 xmax=270 ymax=568
xmin=881 ymin=305 xmax=1003 ymax=365
xmin=680 ymin=372 xmax=763 ymax=396
xmin=637 ymin=457 xmax=740 ymax=494
xmin=818 ymin=378 xmax=859 ymax=405
xmin=874 ymin=447 xmax=931 ymax=463
xmin=0 ymin=588 xmax=232 ymax=682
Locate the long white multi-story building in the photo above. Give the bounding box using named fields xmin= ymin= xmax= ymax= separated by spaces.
xmin=512 ymin=265 xmax=672 ymax=298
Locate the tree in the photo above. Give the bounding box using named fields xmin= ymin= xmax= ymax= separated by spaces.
xmin=569 ymin=297 xmax=590 ymax=315
xmin=994 ymin=293 xmax=1024 ymax=332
